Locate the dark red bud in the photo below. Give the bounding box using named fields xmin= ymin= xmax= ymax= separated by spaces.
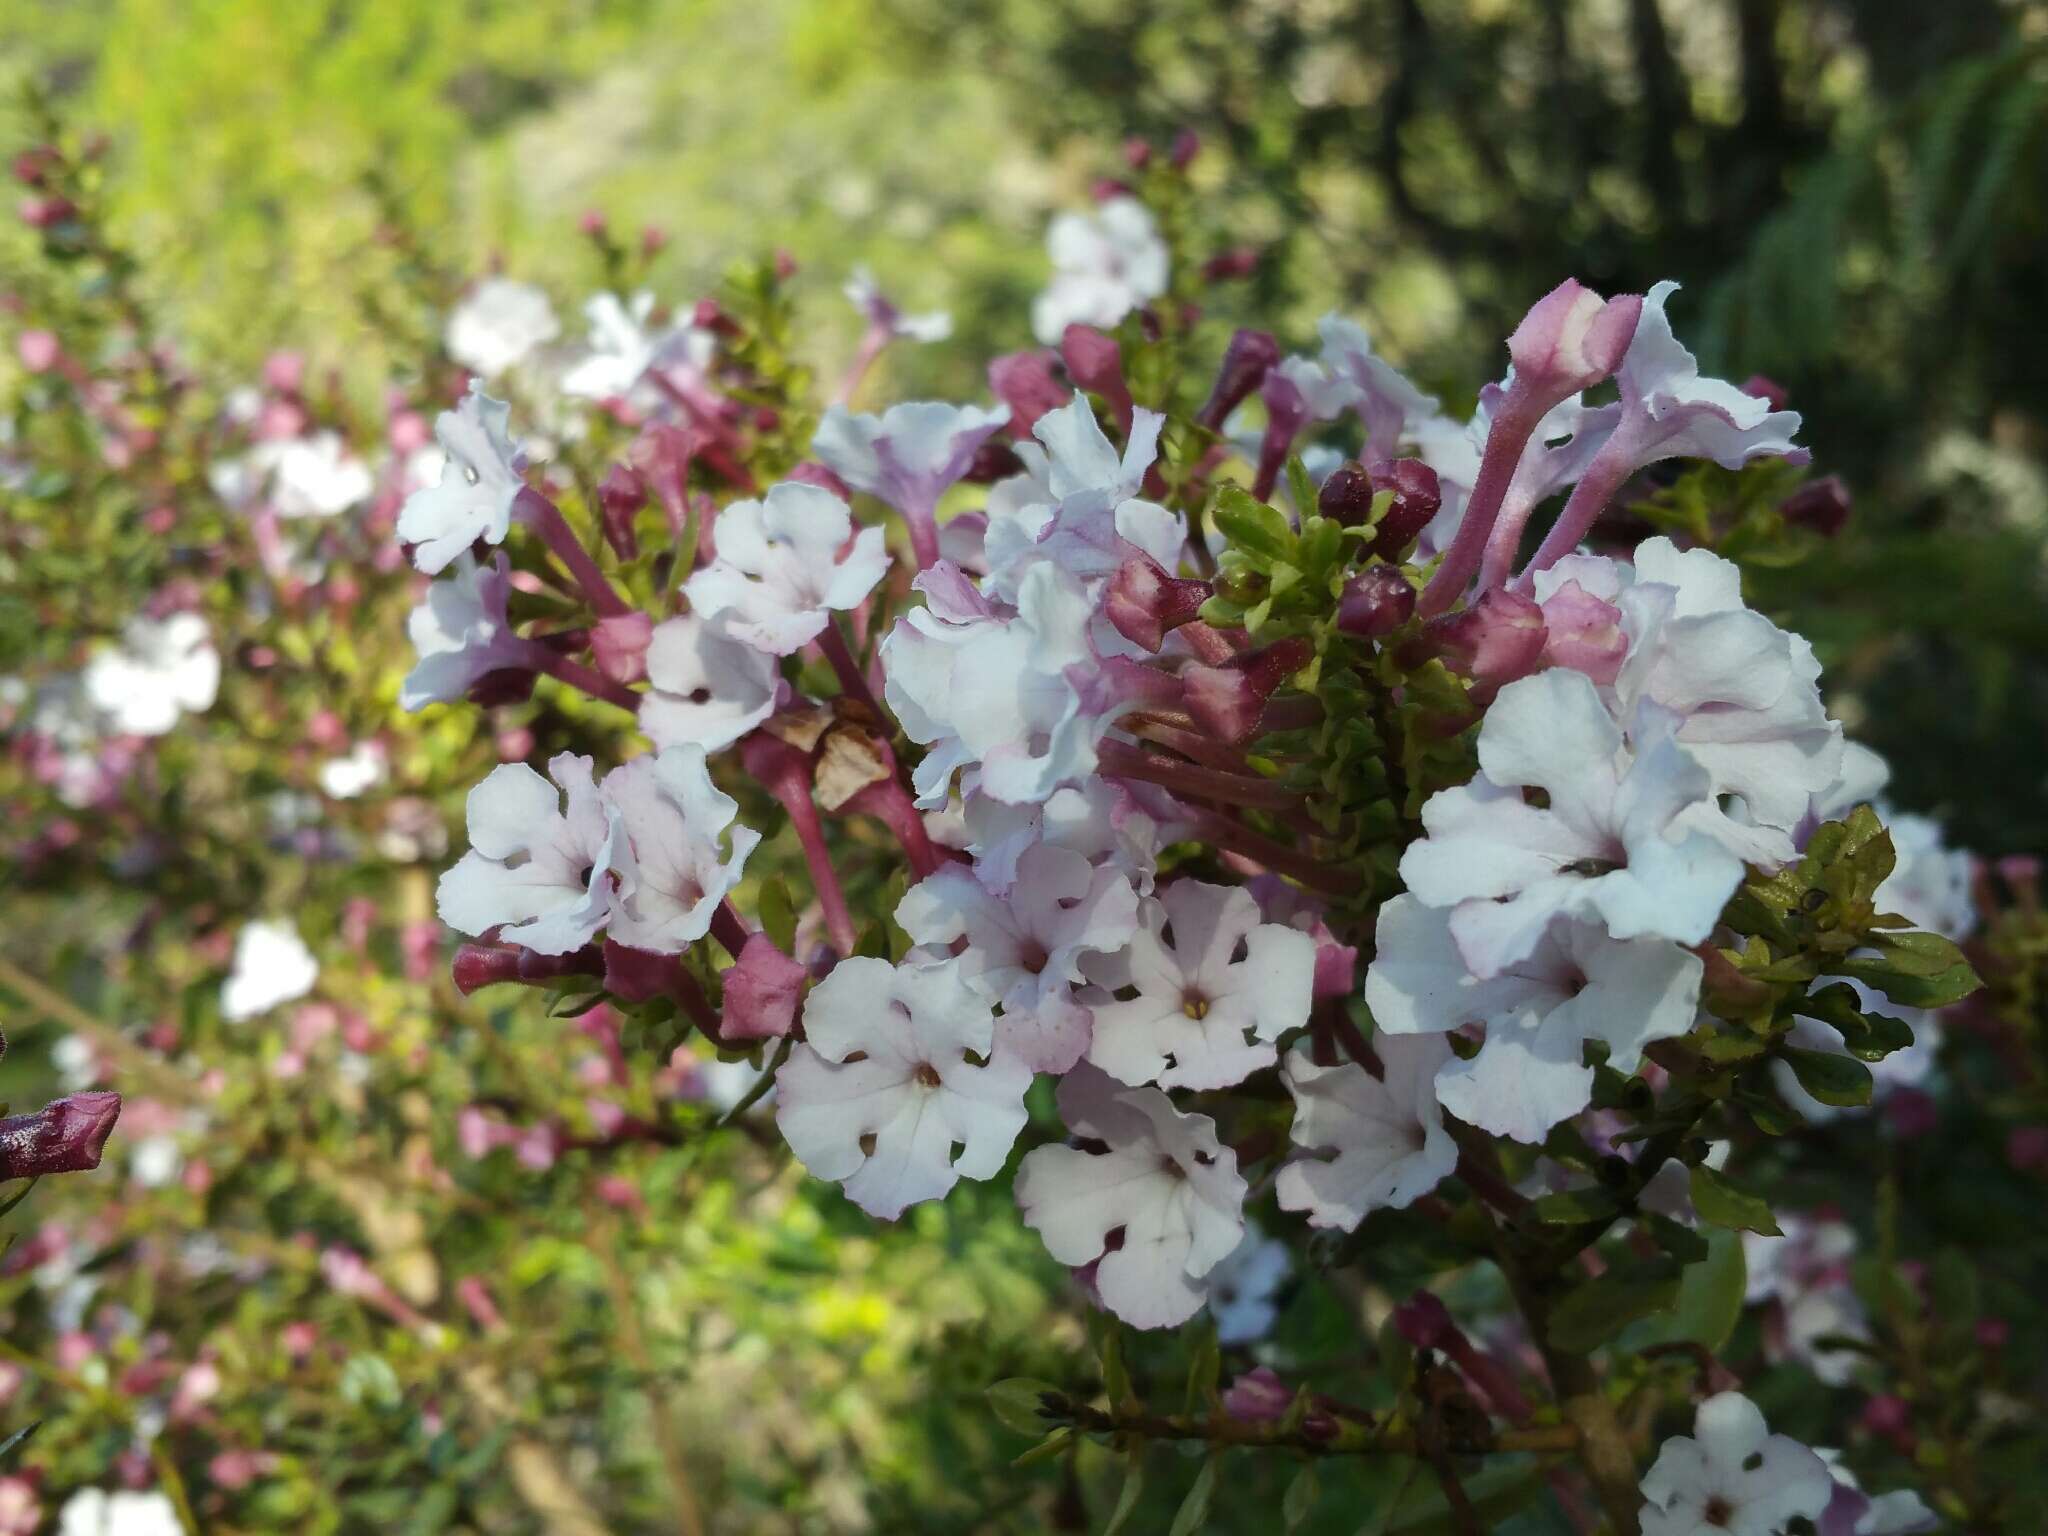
xmin=1104 ymin=555 xmax=1213 ymax=653
xmin=1196 ymin=329 xmax=1281 ymax=431
xmin=692 ymin=298 xmax=740 ymax=337
xmin=1366 ymin=457 xmax=1444 ymax=556
xmin=988 ymin=350 xmax=1073 ymax=440
xmin=964 ymin=438 xmax=1025 ymax=485
xmin=1741 ymin=374 xmax=1790 ymax=411
xmin=1182 ymin=638 xmax=1311 ymax=744
xmin=597 ymin=465 xmax=646 ymax=561
xmin=1779 ymin=474 xmax=1851 ymax=538
xmin=1170 ymin=129 xmax=1200 ymax=170
xmin=1423 ymin=589 xmax=1547 ymax=701
xmin=1338 ymin=566 xmax=1416 ymax=639
xmin=1201 ymin=246 xmax=1261 ymax=283
xmin=1061 ymin=325 xmax=1134 ymax=436
xmin=1316 ymin=462 xmax=1375 ymax=525
xmin=466 ymin=667 xmax=538 ymax=709
xmin=1122 ymin=137 xmax=1153 ymax=170
xmin=0 ymin=1092 xmax=121 ymax=1179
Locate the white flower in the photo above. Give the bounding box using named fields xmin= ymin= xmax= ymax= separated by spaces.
xmin=774 ymin=956 xmax=1030 ymax=1219
xmin=1083 ymin=880 xmax=1316 ymax=1090
xmin=1014 ymin=1064 xmax=1246 ymax=1329
xmin=961 ymin=779 xmax=1162 ymax=895
xmin=811 ymin=399 xmax=1011 ymax=563
xmin=1205 ymin=1229 xmax=1291 ymax=1345
xmin=1031 ymin=197 xmax=1170 ymax=345
xmin=1742 ymin=1214 xmax=1870 ymax=1387
xmin=603 ymin=747 xmax=760 ymax=954
xmin=221 ymin=920 xmax=319 ymax=1022
xmin=318 ymin=741 xmax=386 ymax=800
xmin=845 ymin=266 xmax=951 ymax=343
xmin=882 ymin=560 xmax=1111 ymax=807
xmin=1877 ymin=811 xmax=1974 ymax=940
xmin=639 ymin=613 xmax=780 ymax=753
xmin=82 ymin=612 xmax=220 ymax=737
xmin=1277 ymin=1035 xmax=1456 ymax=1230
xmin=57 ymin=1488 xmax=184 ymax=1536
xmin=1366 ymin=895 xmax=1702 ymax=1142
xmin=683 ymin=482 xmax=890 ymax=655
xmin=1638 ymin=1391 xmax=1833 ymax=1536
xmin=262 ymin=431 xmax=375 ymax=519
xmin=396 ymin=387 xmax=529 ymax=575
xmin=400 ymin=552 xmax=535 ymax=712
xmin=1305 ymin=314 xmax=1441 ymax=460
xmin=128 ymin=1134 xmax=183 ymax=1190
xmin=437 ymin=754 xmax=624 ymax=956
xmin=1414 ymin=384 xmax=1618 ymax=560
xmin=446 ymin=278 xmax=560 ymax=377
xmin=1613 ymin=283 xmax=1806 ymax=474
xmin=560 ymin=291 xmax=711 ymax=402
xmin=1399 ymin=669 xmax=1743 ymax=978
xmin=896 ymin=843 xmax=1139 ymax=1072
xmin=1816 ymin=1453 xmax=1938 ymax=1536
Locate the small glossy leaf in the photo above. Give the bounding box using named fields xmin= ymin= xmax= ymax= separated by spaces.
xmin=1548 ymin=1259 xmax=1683 ymax=1352
xmin=1168 ymin=1457 xmax=1217 ymax=1536
xmin=1779 ymin=1047 xmax=1873 ymax=1108
xmin=985 ymin=1378 xmax=1066 ymax=1436
xmin=1689 ymin=1165 xmax=1782 ymax=1236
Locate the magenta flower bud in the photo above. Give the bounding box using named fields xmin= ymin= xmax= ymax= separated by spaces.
xmin=1197 ymin=328 xmax=1282 ymax=431
xmin=1182 ymin=638 xmax=1311 ymax=744
xmin=1507 ymin=279 xmax=1642 ymax=399
xmin=11 ymin=146 xmax=58 ymax=187
xmin=18 ymin=194 xmax=76 ymax=229
xmin=1337 ymin=566 xmax=1416 ymax=639
xmin=578 ymin=209 xmax=608 ymax=239
xmin=1884 ymin=1086 xmax=1938 ymax=1140
xmin=262 ymin=351 xmax=306 ymax=394
xmin=591 ymin=611 xmax=654 ymax=686
xmin=1392 ymin=1289 xmax=1455 ymax=1351
xmin=15 ymin=329 xmax=59 ymax=374
xmin=641 ymin=224 xmax=669 ymax=256
xmin=1860 ymin=1394 xmax=1911 ymax=1438
xmin=0 ymin=1092 xmax=120 ymax=1179
xmin=1535 ymin=578 xmax=1627 ymax=684
xmin=1424 ymin=588 xmax=1547 ymax=700
xmin=1313 ymin=936 xmax=1359 ymax=998
xmin=1253 ymin=366 xmax=1311 ymax=502
xmin=2006 ymin=1124 xmax=2048 ymax=1176
xmin=720 ymin=932 xmax=807 ymax=1041
xmin=987 ymin=349 xmax=1072 ymax=440
xmin=1122 ymin=136 xmax=1153 ymax=170
xmin=1780 ymin=474 xmax=1851 ymax=538
xmin=1221 ymin=1366 xmax=1293 ymax=1423
xmin=1104 ymin=554 xmax=1214 ymax=652
xmin=1061 ymin=324 xmax=1135 ymax=435
xmin=1170 ymin=129 xmax=1201 ymax=170
xmin=597 ymin=464 xmax=646 ymax=560
xmin=1316 ymin=461 xmax=1376 ymax=525
xmin=963 ymin=437 xmax=1025 ymax=484
xmin=1365 ymin=458 xmax=1444 ymax=555
xmin=1201 ymin=246 xmax=1260 ymax=283
xmin=1742 ymin=374 xmax=1791 ymax=411
xmin=1975 ymin=1316 xmax=2010 ymax=1352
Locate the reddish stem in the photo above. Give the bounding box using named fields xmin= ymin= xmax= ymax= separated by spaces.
xmin=1098 ymin=739 xmax=1300 ymax=811
xmin=1418 ymin=392 xmax=1546 ymax=617
xmin=518 ymin=489 xmax=631 ymax=619
xmin=531 ymin=647 xmax=643 ymax=714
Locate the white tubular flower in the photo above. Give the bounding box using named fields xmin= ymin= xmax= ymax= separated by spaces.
xmin=881 ymin=561 xmax=1109 ymax=808
xmin=1366 ymin=895 xmax=1703 ymax=1142
xmin=83 ymin=612 xmax=220 ymax=737
xmin=1276 ymin=1034 xmax=1456 ymax=1231
xmin=396 ymin=387 xmax=529 ymax=576
xmin=1816 ymin=1453 xmax=1938 ymax=1536
xmin=1400 ymin=669 xmax=1743 ymax=978
xmin=962 ymin=779 xmax=1162 ymax=895
xmin=318 ymin=741 xmax=386 ymax=799
xmin=895 ymin=843 xmax=1139 ymax=1073
xmin=774 ymin=956 xmax=1030 ymax=1220
xmin=400 ymin=552 xmax=535 ymax=712
xmin=1639 ymin=1392 xmax=1833 ymax=1536
xmin=263 ymin=431 xmax=374 ymax=519
xmin=445 ymin=278 xmax=560 ymax=378
xmin=1615 ymin=284 xmax=1806 ymax=473
xmin=682 ymin=481 xmax=890 ymax=655
xmin=1083 ymin=880 xmax=1316 ymax=1091
xmin=811 ymin=399 xmax=1011 ymax=564
xmin=639 ymin=613 xmax=779 ymax=754
xmin=1205 ymin=1228 xmax=1291 ymax=1345
xmin=220 ymin=920 xmax=320 ymax=1022
xmin=559 ymin=291 xmax=709 ymax=401
xmin=845 ymin=265 xmax=952 ymax=343
xmin=602 ymin=747 xmax=761 ymax=954
xmin=1014 ymin=1064 xmax=1247 ymax=1329
xmin=1742 ymin=1213 xmax=1871 ymax=1387
xmin=1030 ymin=197 xmax=1170 ymax=345
xmin=1877 ymin=811 xmax=1975 ymax=940
xmin=1310 ymin=314 xmax=1442 ymax=460
xmin=1414 ymin=383 xmax=1619 ymax=560
xmin=437 ymin=753 xmax=625 ymax=956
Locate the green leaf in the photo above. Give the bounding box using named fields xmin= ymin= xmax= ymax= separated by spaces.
xmin=1688 ymin=1165 xmax=1782 ymax=1236
xmin=1525 ymin=1187 xmax=1626 ymax=1225
xmin=1212 ymin=486 xmax=1295 ymax=565
xmin=1283 ymin=1463 xmax=1319 ymax=1532
xmin=1548 ymin=1259 xmax=1684 ymax=1352
xmin=1284 ymin=456 xmax=1319 ymax=522
xmin=1779 ymin=1047 xmax=1874 ymax=1108
xmin=1168 ymin=1457 xmax=1217 ymax=1536
xmin=757 ymin=878 xmax=797 ymax=955
xmin=985 ymin=1378 xmax=1066 ymax=1436
xmin=1182 ymin=1318 xmax=1221 ymax=1413
xmin=1099 ymin=1321 xmax=1131 ymax=1409
xmin=1103 ymin=1451 xmax=1147 ymax=1536
xmin=1013 ymin=1427 xmax=1074 ymax=1467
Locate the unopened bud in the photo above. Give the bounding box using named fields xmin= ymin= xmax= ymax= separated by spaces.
xmin=591 ymin=612 xmax=654 ymax=685
xmin=578 ymin=209 xmax=608 ymax=239
xmin=1741 ymin=374 xmax=1791 ymax=411
xmin=1061 ymin=325 xmax=1134 ymax=435
xmin=1182 ymin=638 xmax=1311 ymax=743
xmin=721 ymin=932 xmax=807 ymax=1041
xmin=1122 ymin=136 xmax=1153 ymax=170
xmin=597 ymin=465 xmax=646 ymax=560
xmin=15 ymin=329 xmax=60 ymax=374
xmin=1316 ymin=461 xmax=1376 ymax=525
xmin=1201 ymin=246 xmax=1260 ymax=283
xmin=988 ymin=349 xmax=1072 ymax=439
xmin=1365 ymin=458 xmax=1444 ymax=554
xmin=1424 ymin=588 xmax=1547 ymax=700
xmin=451 ymin=942 xmax=602 ymax=996
xmin=1536 ymin=578 xmax=1627 ymax=684
xmin=1779 ymin=474 xmax=1851 ymax=538
xmin=18 ymin=194 xmax=76 ymax=229
xmin=1337 ymin=566 xmax=1416 ymax=639
xmin=1169 ymin=129 xmax=1200 ymax=170
xmin=0 ymin=1092 xmax=121 ymax=1180
xmin=1196 ymin=328 xmax=1281 ymax=431
xmin=1506 ymin=280 xmax=1641 ymax=404
xmin=1104 ymin=555 xmax=1213 ymax=653
xmin=641 ymin=225 xmax=669 ymax=256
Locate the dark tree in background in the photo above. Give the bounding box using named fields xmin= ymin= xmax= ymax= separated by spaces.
xmin=885 ymin=0 xmax=2048 ymax=854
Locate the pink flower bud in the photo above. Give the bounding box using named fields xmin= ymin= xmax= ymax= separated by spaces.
xmin=306 ymin=709 xmax=348 ymax=751
xmin=1365 ymin=458 xmax=1444 ymax=555
xmin=773 ymin=249 xmax=798 ymax=281
xmin=1741 ymin=374 xmax=1791 ymax=411
xmin=208 ymin=1450 xmax=277 ymax=1491
xmin=1170 ymin=129 xmax=1201 ymax=170
xmin=18 ymin=194 xmax=76 ymax=229
xmin=1182 ymin=638 xmax=1311 ymax=744
xmin=1061 ymin=325 xmax=1135 ymax=435
xmin=0 ymin=1472 xmax=41 ymax=1535
xmin=11 ymin=146 xmax=58 ymax=187
xmin=496 ymin=726 xmax=536 ymax=762
xmin=262 ymin=351 xmax=305 ymax=394
xmin=0 ymin=1092 xmax=121 ymax=1180
xmin=1122 ymin=136 xmax=1153 ymax=170
xmin=721 ymin=932 xmax=807 ymax=1041
xmin=1506 ymin=279 xmax=1642 ymax=400
xmin=1313 ymin=936 xmax=1359 ymax=999
xmin=2006 ymin=1124 xmax=2048 ymax=1176
xmin=15 ymin=329 xmax=59 ymax=373
xmin=591 ymin=611 xmax=654 ymax=685
xmin=1536 ymin=579 xmax=1627 ymax=684
xmin=450 ymin=942 xmax=603 ymax=997
xmin=641 ymin=224 xmax=669 ymax=255
xmin=578 ymin=209 xmax=608 ymax=239
xmin=1104 ymin=555 xmax=1213 ymax=653
xmin=515 ymin=1124 xmax=560 ymax=1171
xmin=597 ymin=464 xmax=646 ymax=560
xmin=1780 ymin=474 xmax=1851 ymax=538
xmin=987 ymin=350 xmax=1072 ymax=439
xmin=1337 ymin=566 xmax=1416 ymax=639
xmin=1253 ymin=366 xmax=1310 ymax=502
xmin=1089 ymin=176 xmax=1133 ymax=203
xmin=1975 ymin=1316 xmax=2010 ymax=1352
xmin=595 ymin=1174 xmax=645 ymax=1214
xmin=1201 ymin=246 xmax=1260 ymax=283
xmin=1860 ymin=1394 xmax=1911 ymax=1438
xmin=1423 ymin=589 xmax=1547 ymax=701
xmin=458 ymin=1275 xmax=506 ymax=1333
xmin=1221 ymin=1365 xmax=1293 ymax=1423
xmin=388 ymin=409 xmax=431 ymax=454
xmin=1196 ymin=329 xmax=1281 ymax=431
xmin=281 ymin=1322 xmax=318 ymax=1360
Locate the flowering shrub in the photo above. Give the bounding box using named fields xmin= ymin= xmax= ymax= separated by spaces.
xmin=4 ymin=112 xmax=2046 ymax=1536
